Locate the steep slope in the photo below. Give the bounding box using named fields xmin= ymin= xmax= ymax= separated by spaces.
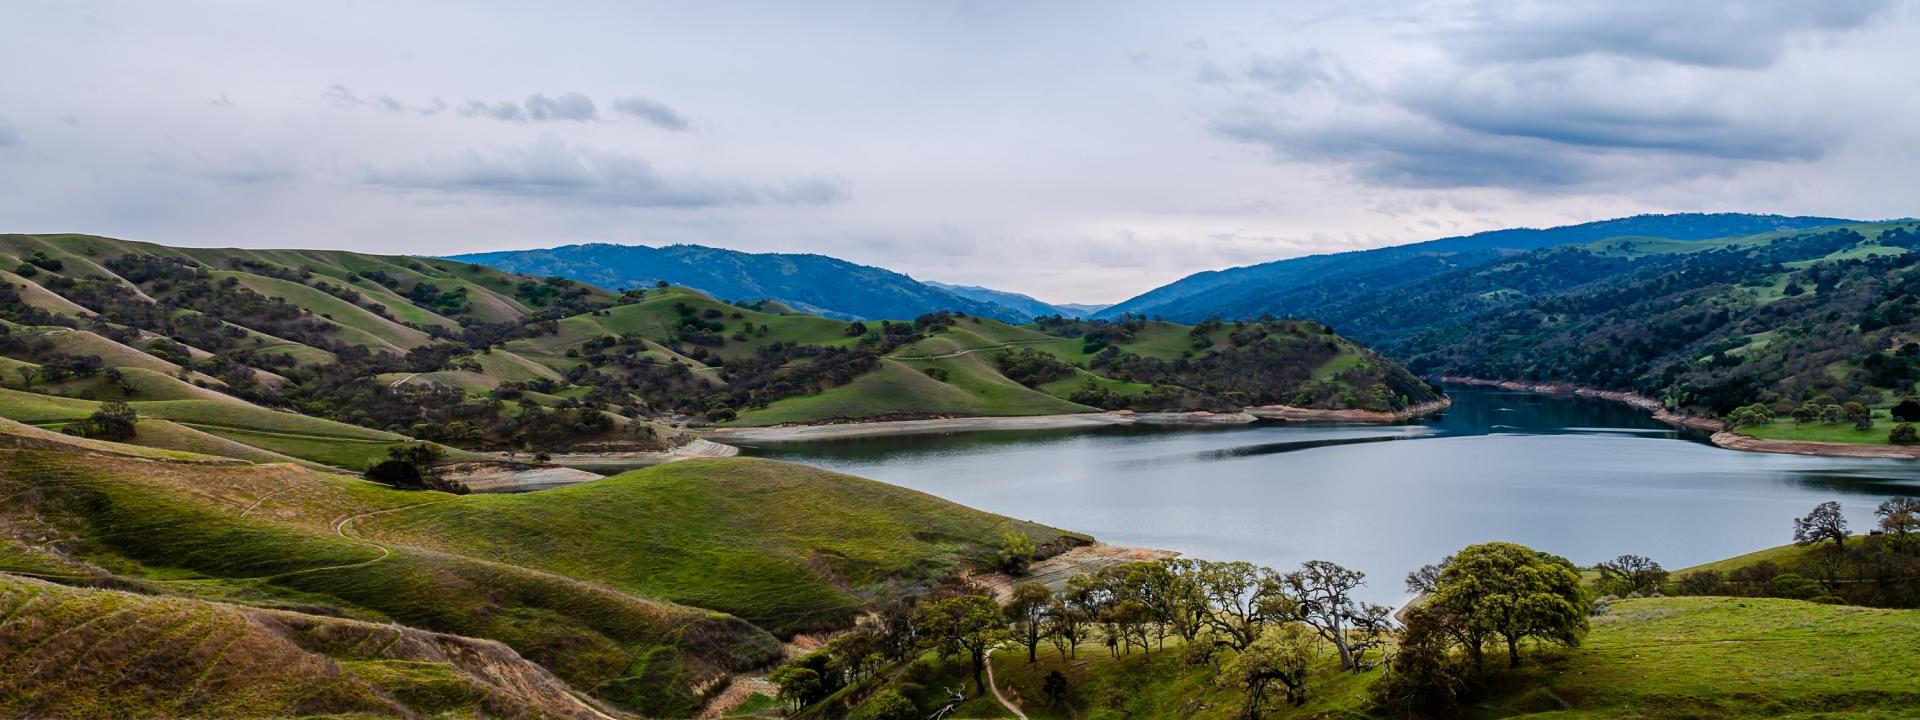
xmin=1099 ymin=213 xmax=1856 ymax=322
xmin=449 ymin=242 xmax=1030 ymax=322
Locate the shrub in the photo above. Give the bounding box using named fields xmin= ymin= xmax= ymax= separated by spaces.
xmin=63 ymin=402 xmax=138 ymax=441
xmin=365 ymin=459 xmax=426 ymax=489
xmin=1892 ymin=423 xmax=1918 ymax=445
xmin=1768 ymin=573 xmax=1825 ymax=600
xmin=852 ymin=688 xmax=917 ymax=720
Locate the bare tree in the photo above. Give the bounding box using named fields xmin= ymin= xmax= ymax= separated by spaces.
xmin=1284 ymin=560 xmax=1388 ymax=671
xmin=1594 ymin=555 xmax=1668 ymax=597
xmin=1793 ymin=501 xmax=1850 ymax=551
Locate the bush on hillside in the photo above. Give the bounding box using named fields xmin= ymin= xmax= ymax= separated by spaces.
xmin=63 ymin=402 xmax=138 ymax=442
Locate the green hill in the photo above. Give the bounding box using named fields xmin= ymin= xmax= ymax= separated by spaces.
xmin=0 ymin=439 xmax=1077 ymax=716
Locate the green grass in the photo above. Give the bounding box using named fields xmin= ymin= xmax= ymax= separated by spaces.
xmin=1035 ymin=367 xmax=1153 ymax=402
xmin=1739 ymin=412 xmax=1901 ymax=446
xmin=0 ymin=386 xmax=439 ymax=469
xmin=1475 ymin=597 xmax=1920 ymax=718
xmin=9 ymin=326 xmax=187 ymax=376
xmin=0 ymin=573 xmax=490 ymax=719
xmin=0 ymin=449 xmax=780 ymax=717
xmin=510 ymin=287 xmax=859 ymax=364
xmin=732 ymin=359 xmax=1093 ymax=426
xmin=357 ymin=457 xmax=1079 ymax=634
xmin=977 ymin=596 xmax=1920 ymax=720
xmin=987 ymin=637 xmax=1376 ymax=720
xmin=215 ymin=271 xmax=433 ymax=350
xmin=468 ymin=348 xmax=564 ymax=382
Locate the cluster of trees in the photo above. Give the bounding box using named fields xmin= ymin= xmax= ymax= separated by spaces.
xmin=1672 ymin=499 xmax=1920 ymax=607
xmin=772 ymin=542 xmax=1590 ymax=720
xmin=993 ymin=348 xmax=1076 ymax=388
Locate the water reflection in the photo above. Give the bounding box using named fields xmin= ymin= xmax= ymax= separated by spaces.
xmin=749 ymin=387 xmax=1920 ymax=603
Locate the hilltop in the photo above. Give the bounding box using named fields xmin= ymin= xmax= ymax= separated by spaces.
xmin=449 ymin=242 xmax=1034 ymax=323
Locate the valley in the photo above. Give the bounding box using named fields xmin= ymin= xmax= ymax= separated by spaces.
xmin=3 ymin=218 xmax=1920 ymax=720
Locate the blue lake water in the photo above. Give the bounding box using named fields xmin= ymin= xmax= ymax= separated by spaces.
xmin=746 ymin=387 xmax=1920 ymax=603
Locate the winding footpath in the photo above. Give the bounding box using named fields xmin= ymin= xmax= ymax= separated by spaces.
xmin=984 ymin=648 xmax=1028 ymax=720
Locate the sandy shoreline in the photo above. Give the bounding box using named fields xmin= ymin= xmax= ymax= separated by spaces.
xmin=1443 ymin=377 xmax=1920 ymax=461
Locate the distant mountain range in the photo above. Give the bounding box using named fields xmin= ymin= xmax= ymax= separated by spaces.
xmin=1096 ymin=213 xmax=1858 ymax=322
xmin=449 ymin=243 xmax=1071 ymax=323
xmin=924 ymin=281 xmax=1105 ymax=318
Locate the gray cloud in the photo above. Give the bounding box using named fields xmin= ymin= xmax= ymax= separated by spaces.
xmin=326 ymin=85 xmax=447 ymax=115
xmin=1439 ymin=0 xmax=1893 ymax=69
xmin=1211 ymin=108 xmax=1602 ymax=189
xmin=332 ymin=86 xmax=682 ymax=129
xmin=457 ymin=100 xmax=526 ymax=123
xmin=459 ymin=93 xmax=597 ymax=123
xmin=610 ymin=96 xmax=691 ymax=131
xmin=361 ymin=136 xmax=844 ymax=208
xmin=0 ymin=116 xmax=16 ymax=147
xmin=524 ymin=92 xmax=597 ymax=121
xmin=1201 ymin=0 xmax=1882 ymax=192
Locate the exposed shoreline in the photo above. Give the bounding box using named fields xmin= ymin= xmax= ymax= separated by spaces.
xmin=1442 ymin=377 xmax=1920 ymax=461
xmin=701 ymin=398 xmax=1452 ymax=444
xmin=700 ymin=412 xmax=1139 ymax=443
xmin=1247 ymin=397 xmax=1453 ymax=423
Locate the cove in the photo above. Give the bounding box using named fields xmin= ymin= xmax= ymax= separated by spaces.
xmin=744 ymin=387 xmax=1920 ymax=604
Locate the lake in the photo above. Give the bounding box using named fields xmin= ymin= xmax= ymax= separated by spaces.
xmin=745 ymin=387 xmax=1920 ymax=604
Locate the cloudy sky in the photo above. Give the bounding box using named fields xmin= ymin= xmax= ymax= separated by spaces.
xmin=2 ymin=1 xmax=1916 ymax=303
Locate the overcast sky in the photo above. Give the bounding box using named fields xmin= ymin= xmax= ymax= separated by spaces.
xmin=2 ymin=1 xmax=1915 ymax=303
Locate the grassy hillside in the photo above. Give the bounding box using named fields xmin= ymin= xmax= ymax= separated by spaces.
xmin=0 ymin=573 xmax=613 ymax=720
xmin=357 ymin=458 xmax=1079 ymax=634
xmin=0 ymin=437 xmax=1078 ymax=716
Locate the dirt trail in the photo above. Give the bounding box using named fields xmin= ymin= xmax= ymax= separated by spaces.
xmin=985 ymin=648 xmax=1029 ymax=720
xmin=887 ymin=338 xmax=1060 ymax=361
xmin=695 ymin=676 xmax=778 ymax=719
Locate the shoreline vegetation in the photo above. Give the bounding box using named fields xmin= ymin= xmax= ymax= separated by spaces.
xmin=1443 ymin=377 xmax=1920 ymax=460
xmin=700 ymin=397 xmax=1456 ymax=444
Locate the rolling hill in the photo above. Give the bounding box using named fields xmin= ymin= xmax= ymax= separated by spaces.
xmin=2 ymin=232 xmax=1440 ymax=469
xmin=449 ymin=242 xmax=1032 ymax=322
xmin=0 ymin=432 xmax=1080 ymax=717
